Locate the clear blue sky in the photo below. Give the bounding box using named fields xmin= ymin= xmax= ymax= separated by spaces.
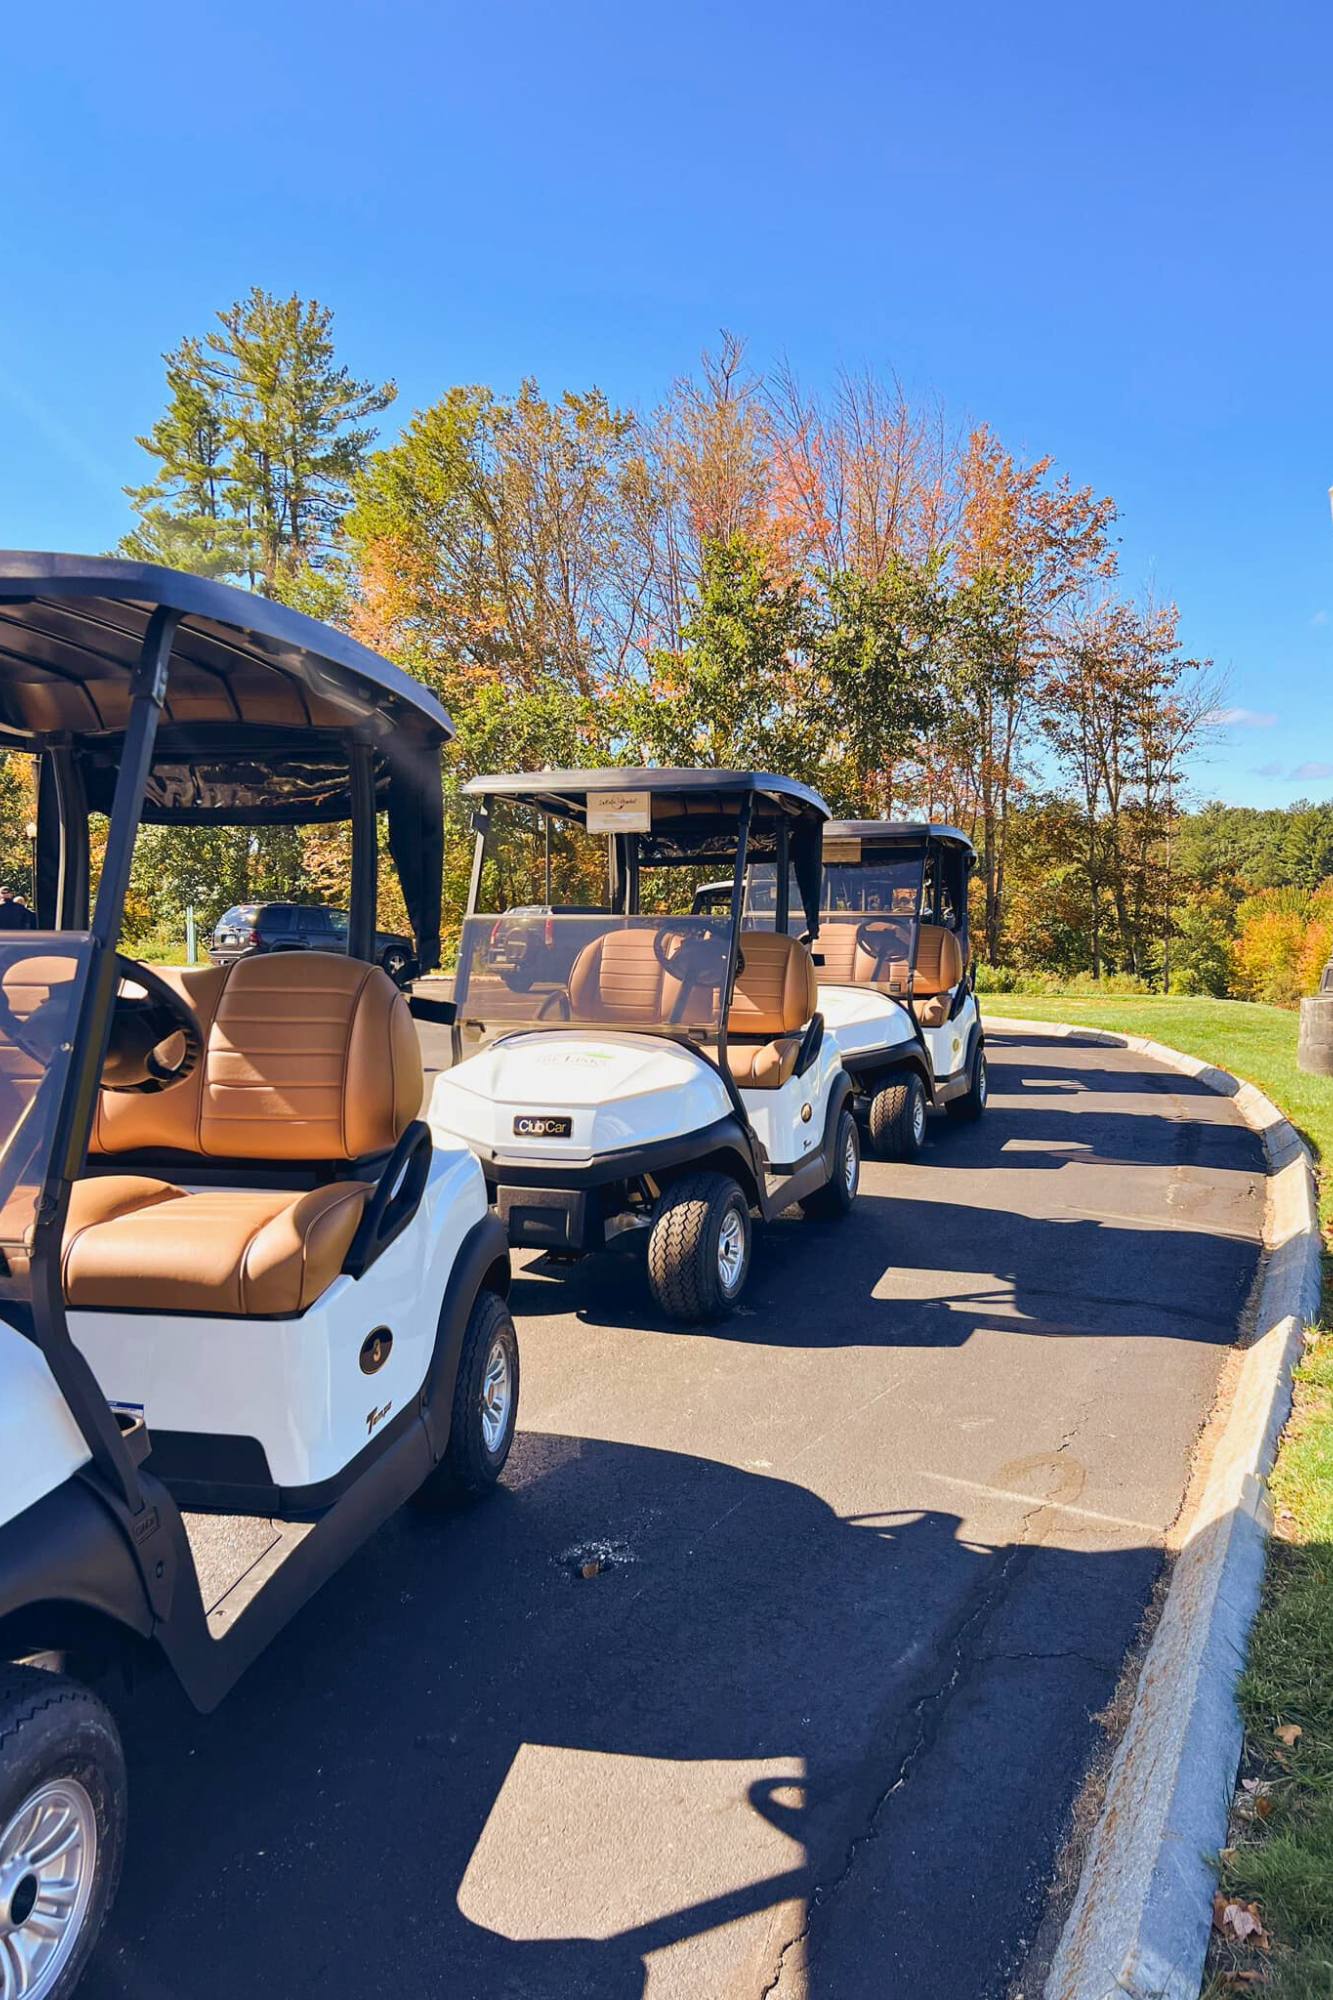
xmin=3 ymin=0 xmax=1329 ymax=808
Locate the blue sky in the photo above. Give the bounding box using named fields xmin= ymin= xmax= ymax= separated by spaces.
xmin=3 ymin=0 xmax=1329 ymax=808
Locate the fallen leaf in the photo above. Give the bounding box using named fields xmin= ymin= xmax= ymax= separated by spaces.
xmin=1219 ymin=1847 xmax=1237 ymax=1865
xmin=1275 ymin=1723 xmax=1302 ymax=1747
xmin=1222 ymin=1973 xmax=1268 ymax=1990
xmin=1220 ymin=1899 xmax=1270 ymax=1948
xmin=579 ymin=1559 xmax=604 ymax=1580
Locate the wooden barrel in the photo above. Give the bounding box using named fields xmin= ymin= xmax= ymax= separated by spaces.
xmin=1298 ymin=993 xmax=1333 ymax=1075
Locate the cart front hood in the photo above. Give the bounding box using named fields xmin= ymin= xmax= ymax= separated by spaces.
xmin=429 ymin=1031 xmax=733 ymax=1163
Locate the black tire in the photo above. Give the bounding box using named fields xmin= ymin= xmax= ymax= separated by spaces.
xmin=500 ymin=962 xmax=536 ymax=993
xmin=0 ymin=1665 xmax=126 ymax=1999
xmin=801 ymin=1104 xmax=861 ymax=1218
xmin=867 ymin=1071 xmax=928 ymax=1159
xmin=646 ymin=1172 xmax=751 ymax=1322
xmin=947 ymin=1043 xmax=989 ymax=1122
xmin=414 ymin=1290 xmax=519 ymax=1507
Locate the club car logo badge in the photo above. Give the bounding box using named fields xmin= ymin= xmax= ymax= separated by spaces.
xmin=513 ymin=1113 xmax=573 ymax=1139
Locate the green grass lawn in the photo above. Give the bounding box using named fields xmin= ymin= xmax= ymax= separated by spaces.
xmin=982 ymin=993 xmax=1333 ymax=1996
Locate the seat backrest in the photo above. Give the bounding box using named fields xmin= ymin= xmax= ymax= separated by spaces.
xmin=913 ymin=924 xmax=965 ymax=997
xmin=812 ymin=921 xmax=908 ymax=993
xmin=91 ymin=952 xmax=422 ymax=1161
xmin=567 ymin=930 xmax=684 ymax=1024
xmin=728 ymin=931 xmax=816 ymax=1038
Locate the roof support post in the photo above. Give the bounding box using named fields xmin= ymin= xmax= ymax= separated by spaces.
xmin=29 ymin=606 xmax=179 ymax=1517
xmin=720 ymin=796 xmax=753 ymax=1059
xmin=348 ymin=741 xmax=377 ymax=962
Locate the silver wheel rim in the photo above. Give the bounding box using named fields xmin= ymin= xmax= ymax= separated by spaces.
xmin=843 ymin=1125 xmax=858 ymax=1194
xmin=977 ymin=1055 xmax=988 ymax=1107
xmin=480 ymin=1335 xmax=513 ymax=1453
xmin=0 ymin=1778 xmax=97 ymax=2000
xmin=912 ymin=1091 xmax=927 ymax=1145
xmin=716 ymin=1205 xmax=747 ymax=1294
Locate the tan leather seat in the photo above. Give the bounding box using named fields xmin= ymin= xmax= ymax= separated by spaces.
xmin=723 ymin=932 xmax=816 ymax=1089
xmin=63 ymin=1175 xmax=373 ymax=1315
xmin=567 ymin=929 xmax=685 ymax=1025
xmin=67 ymin=954 xmax=422 ymax=1315
xmin=912 ymin=925 xmax=965 ymax=1028
xmin=813 ymin=920 xmax=909 ymax=993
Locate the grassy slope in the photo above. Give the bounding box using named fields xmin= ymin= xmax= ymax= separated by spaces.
xmin=982 ymin=994 xmax=1333 ymax=1995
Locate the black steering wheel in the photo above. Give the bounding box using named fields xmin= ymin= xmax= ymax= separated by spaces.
xmin=855 ymin=918 xmax=904 ymax=978
xmin=652 ymin=922 xmax=731 ymax=992
xmin=101 ymin=955 xmax=205 ymax=1093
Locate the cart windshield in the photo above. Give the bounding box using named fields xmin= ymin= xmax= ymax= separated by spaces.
xmin=455 ymin=797 xmax=736 ymax=1049
xmin=748 ymin=844 xmax=926 ymax=986
xmin=0 ymin=937 xmax=91 ymax=1302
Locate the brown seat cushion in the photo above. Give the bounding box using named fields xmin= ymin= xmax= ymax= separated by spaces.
xmin=723 ymin=1035 xmax=804 ymax=1090
xmin=567 ymin=929 xmax=686 ymax=1025
xmin=91 ymin=953 xmax=422 ymax=1161
xmin=729 ymin=932 xmax=816 ymax=1036
xmin=62 ymin=1174 xmax=372 ymax=1315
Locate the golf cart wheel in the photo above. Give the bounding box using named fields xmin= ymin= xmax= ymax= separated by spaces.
xmin=415 ymin=1290 xmax=520 ymax=1506
xmin=801 ymin=1105 xmax=861 ymax=1219
xmin=0 ymin=1665 xmax=125 ymax=2000
xmin=868 ymin=1072 xmax=927 ymax=1159
xmin=947 ymin=1044 xmax=989 ymax=1122
xmin=647 ymin=1173 xmax=751 ymax=1322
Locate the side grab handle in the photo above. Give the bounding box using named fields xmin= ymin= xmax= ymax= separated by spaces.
xmin=343 ymin=1120 xmax=433 ymax=1279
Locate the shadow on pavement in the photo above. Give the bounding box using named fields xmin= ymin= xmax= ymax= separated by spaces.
xmin=84 ymin=1436 xmax=1160 ymax=2000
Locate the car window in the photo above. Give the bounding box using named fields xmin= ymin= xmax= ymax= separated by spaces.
xmin=262 ymin=906 xmax=294 ymax=933
xmin=293 ymin=908 xmax=333 ymax=935
xmin=325 ymin=910 xmax=350 ymax=939
xmin=217 ymin=905 xmax=259 ymax=928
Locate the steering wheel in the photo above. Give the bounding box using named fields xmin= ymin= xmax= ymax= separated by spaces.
xmin=855 ymin=919 xmax=904 ymax=977
xmin=652 ymin=922 xmax=730 ymax=992
xmin=101 ymin=955 xmax=205 ymax=1093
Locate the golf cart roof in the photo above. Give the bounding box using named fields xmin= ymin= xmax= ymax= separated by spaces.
xmin=0 ymin=554 xmax=453 ymax=815
xmin=826 ymin=820 xmax=976 ymax=856
xmin=466 ymin=768 xmax=829 ymax=820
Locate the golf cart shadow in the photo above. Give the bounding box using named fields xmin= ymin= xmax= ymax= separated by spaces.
xmin=83 ymin=1437 xmax=1160 ymax=2000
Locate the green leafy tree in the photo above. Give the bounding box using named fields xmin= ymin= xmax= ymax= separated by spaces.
xmin=121 ymin=292 xmax=394 ymax=598
xmin=628 ymin=535 xmax=819 ymax=776
xmin=813 ymin=557 xmax=949 ymax=815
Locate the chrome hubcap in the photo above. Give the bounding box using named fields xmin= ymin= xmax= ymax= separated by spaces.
xmin=480 ymin=1336 xmax=513 ymax=1453
xmin=912 ymin=1093 xmax=926 ymax=1144
xmin=977 ymin=1056 xmax=988 ymax=1106
xmin=0 ymin=1779 xmax=96 ymax=2000
xmin=716 ymin=1206 xmax=746 ymax=1293
xmin=843 ymin=1127 xmax=858 ymax=1193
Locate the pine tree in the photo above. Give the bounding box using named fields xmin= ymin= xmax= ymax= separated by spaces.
xmin=121 ymin=292 xmax=394 ymax=597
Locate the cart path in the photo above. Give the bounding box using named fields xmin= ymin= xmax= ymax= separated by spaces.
xmin=83 ymin=1030 xmax=1265 ymax=2000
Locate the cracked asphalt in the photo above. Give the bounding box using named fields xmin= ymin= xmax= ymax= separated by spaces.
xmin=84 ymin=1029 xmax=1264 ymax=2000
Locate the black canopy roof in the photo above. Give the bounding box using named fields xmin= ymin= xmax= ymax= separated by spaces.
xmin=466 ymin=768 xmax=828 ymax=819
xmin=0 ymin=553 xmax=454 ymax=753
xmin=468 ymin=768 xmax=830 ymax=929
xmin=0 ymin=555 xmax=450 ymax=967
xmin=826 ymin=820 xmax=976 ymax=857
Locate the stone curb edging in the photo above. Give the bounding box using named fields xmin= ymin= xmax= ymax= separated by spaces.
xmin=982 ymin=1017 xmax=1323 ymax=2000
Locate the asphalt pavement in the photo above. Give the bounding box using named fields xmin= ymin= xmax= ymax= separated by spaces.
xmin=83 ymin=1029 xmax=1264 ymax=2000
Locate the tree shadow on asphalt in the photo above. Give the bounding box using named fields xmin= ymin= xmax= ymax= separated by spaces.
xmin=82 ymin=1435 xmax=1161 ymax=2000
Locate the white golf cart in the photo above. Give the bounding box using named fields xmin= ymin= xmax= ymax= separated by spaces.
xmin=430 ymin=770 xmax=860 ymax=1321
xmin=710 ymin=821 xmax=987 ymax=1157
xmin=0 ymin=555 xmax=517 ymax=1998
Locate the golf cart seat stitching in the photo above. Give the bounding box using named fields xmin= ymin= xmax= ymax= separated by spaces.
xmin=567 ymin=930 xmax=688 ymax=1024
xmin=67 ymin=953 xmax=421 ymax=1312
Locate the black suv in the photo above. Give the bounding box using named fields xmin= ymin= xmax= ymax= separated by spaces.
xmin=208 ymin=904 xmax=418 ymax=986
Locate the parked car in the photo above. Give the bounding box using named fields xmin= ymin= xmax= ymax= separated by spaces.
xmin=209 ymin=902 xmax=418 ymax=985
xmin=485 ymin=904 xmax=603 ymax=989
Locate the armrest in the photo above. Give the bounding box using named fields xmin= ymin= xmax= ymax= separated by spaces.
xmin=409 ymin=993 xmax=456 ymax=1025
xmin=793 ymin=1012 xmax=824 ymax=1079
xmin=343 ymin=1119 xmax=433 ymax=1279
